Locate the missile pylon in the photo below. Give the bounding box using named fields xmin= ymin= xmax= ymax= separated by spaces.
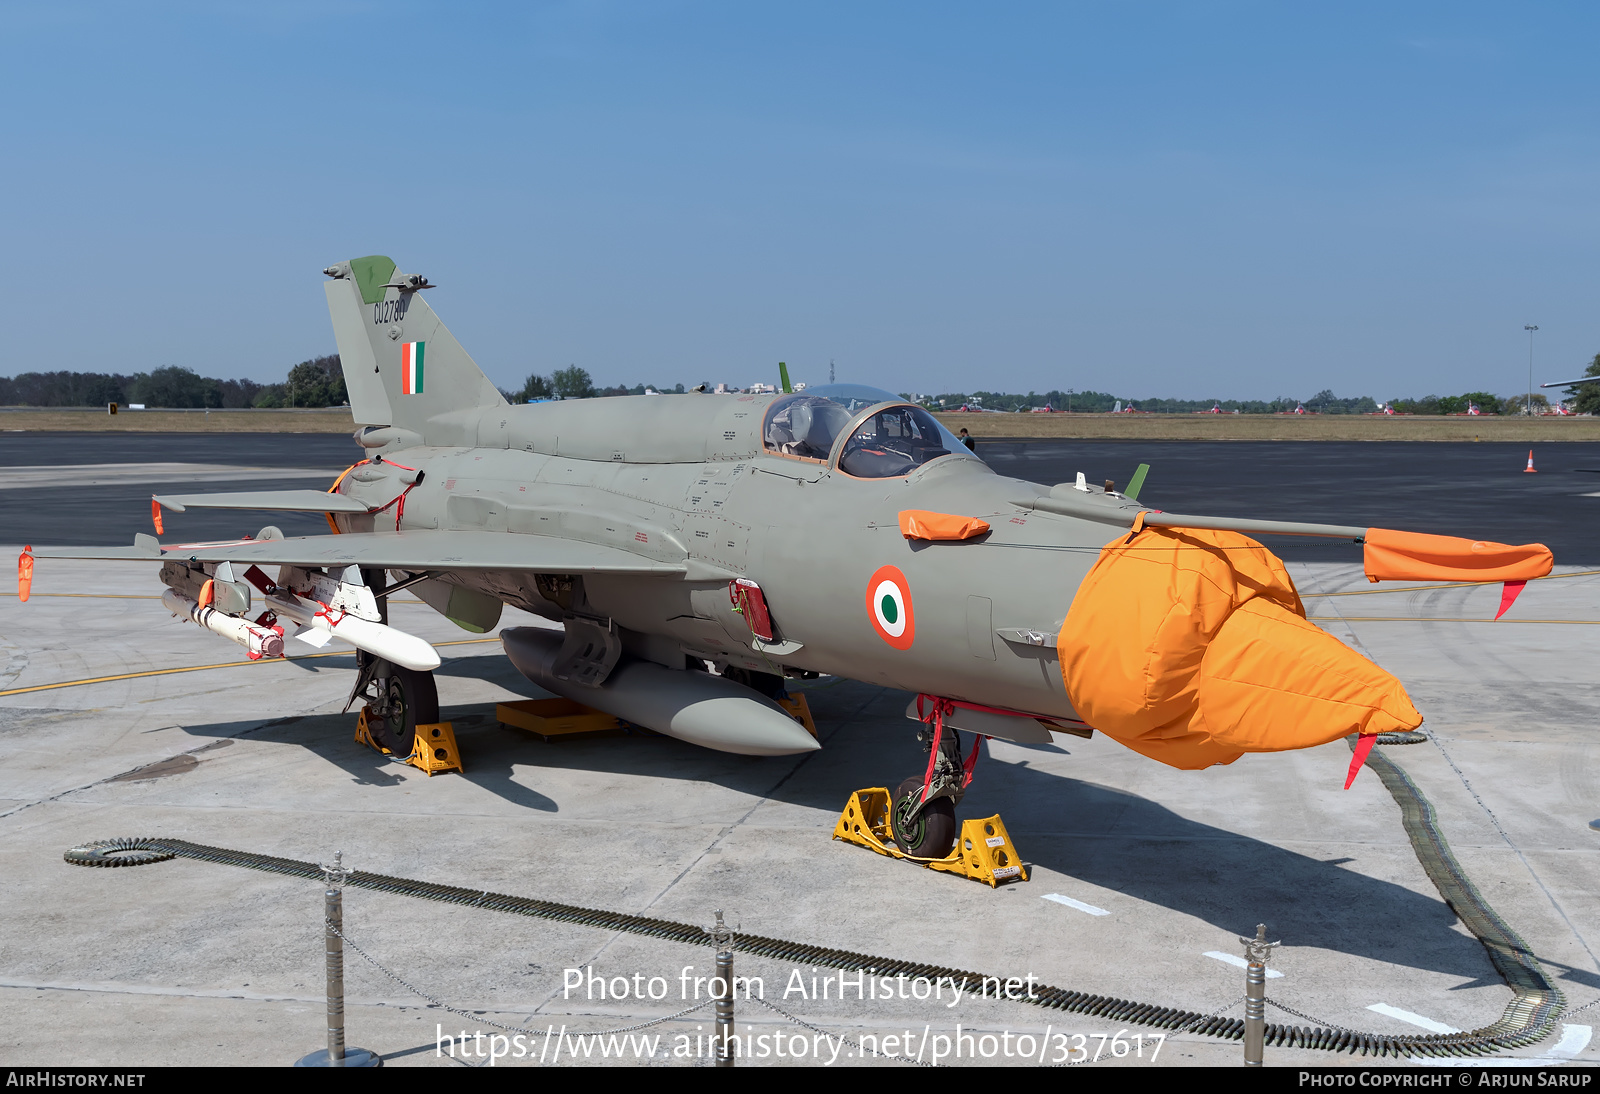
xmin=162 ymin=589 xmax=284 ymax=660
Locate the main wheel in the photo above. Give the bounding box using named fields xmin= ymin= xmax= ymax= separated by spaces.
xmin=890 ymin=776 xmax=957 ymax=859
xmin=372 ymin=667 xmax=438 ymax=756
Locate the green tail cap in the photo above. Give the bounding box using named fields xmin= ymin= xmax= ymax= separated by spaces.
xmin=778 ymin=362 xmax=792 ymax=394
xmin=1125 ymin=463 xmax=1150 ymax=501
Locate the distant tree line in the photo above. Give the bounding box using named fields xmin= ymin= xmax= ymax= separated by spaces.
xmin=500 ymin=366 xmax=686 ymax=403
xmin=1387 ymin=392 xmax=1549 ymax=416
xmin=918 ymin=388 xmax=1378 ymax=413
xmin=0 ymin=356 xmax=346 ymax=409
xmin=917 ymin=384 xmax=1582 ymax=415
xmin=11 ymin=354 xmax=1600 ymax=415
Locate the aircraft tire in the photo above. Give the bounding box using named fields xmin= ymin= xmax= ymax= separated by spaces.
xmin=890 ymin=777 xmax=957 ymax=859
xmin=376 ymin=667 xmax=438 ymax=756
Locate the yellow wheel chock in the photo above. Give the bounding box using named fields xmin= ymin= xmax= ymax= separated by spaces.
xmin=831 ymin=788 xmax=1028 ymax=887
xmin=405 ymin=721 xmax=462 ymax=776
xmin=354 ymin=706 xmax=386 ymax=753
xmin=355 ymin=706 xmax=462 ymax=776
xmin=778 ymin=692 xmax=817 ymax=737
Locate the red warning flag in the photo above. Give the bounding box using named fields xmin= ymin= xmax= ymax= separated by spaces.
xmin=151 ymin=497 xmax=164 ymax=536
xmin=1345 ymin=733 xmax=1377 ymax=789
xmin=198 ymin=579 xmax=215 ymax=609
xmin=1495 ymin=580 xmax=1527 ymax=620
xmin=17 ymin=547 xmax=33 ymax=603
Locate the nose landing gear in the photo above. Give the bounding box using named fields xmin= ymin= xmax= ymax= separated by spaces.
xmin=888 ymin=722 xmax=969 ymax=860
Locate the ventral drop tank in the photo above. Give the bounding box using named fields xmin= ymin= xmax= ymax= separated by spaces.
xmin=500 ymin=627 xmax=819 ymax=756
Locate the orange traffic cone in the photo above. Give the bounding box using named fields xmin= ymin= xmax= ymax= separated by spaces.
xmin=1524 ymin=449 xmax=1537 ymax=473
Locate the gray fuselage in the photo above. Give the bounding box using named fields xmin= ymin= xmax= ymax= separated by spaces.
xmin=335 ymin=393 xmax=1132 ymax=719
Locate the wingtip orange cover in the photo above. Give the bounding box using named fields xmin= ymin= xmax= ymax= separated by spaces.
xmin=1363 ymin=528 xmax=1552 ymax=584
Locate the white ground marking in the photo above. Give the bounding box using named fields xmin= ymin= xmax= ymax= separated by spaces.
xmin=1550 ymin=1024 xmax=1593 ymax=1058
xmin=1041 ymin=893 xmax=1109 ymax=916
xmin=1203 ymin=951 xmax=1283 ymax=978
xmin=1367 ymin=1002 xmax=1460 ymax=1034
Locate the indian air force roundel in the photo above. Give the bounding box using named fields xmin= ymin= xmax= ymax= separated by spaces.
xmin=867 ymin=564 xmax=915 ymax=650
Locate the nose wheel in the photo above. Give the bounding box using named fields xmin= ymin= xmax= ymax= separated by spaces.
xmin=888 ymin=716 xmax=973 ymax=860
xmin=890 ymin=777 xmax=957 ymax=858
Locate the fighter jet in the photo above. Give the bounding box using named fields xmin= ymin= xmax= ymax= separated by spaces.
xmin=20 ymin=256 xmax=1555 ymax=859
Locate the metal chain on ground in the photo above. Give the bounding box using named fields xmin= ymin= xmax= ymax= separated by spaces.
xmin=1557 ymin=996 xmax=1600 ymax=1021
xmin=63 ymin=832 xmax=1558 ymax=1059
xmin=1176 ymin=994 xmax=1247 ymax=1034
xmin=1265 ymin=997 xmax=1376 ymax=1038
xmin=748 ymin=995 xmax=930 ymax=1067
xmin=328 ymin=918 xmax=713 ymax=1038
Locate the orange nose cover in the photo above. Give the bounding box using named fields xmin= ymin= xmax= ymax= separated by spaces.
xmin=1058 ymin=527 xmax=1422 ymax=770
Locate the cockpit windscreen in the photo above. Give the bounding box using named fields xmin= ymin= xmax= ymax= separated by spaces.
xmin=837 ymin=405 xmax=951 ymax=479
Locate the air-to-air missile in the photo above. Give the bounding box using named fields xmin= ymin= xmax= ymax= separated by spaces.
xmin=21 ymin=255 xmax=1554 ymax=857
xmin=159 ymin=589 xmax=285 ymax=660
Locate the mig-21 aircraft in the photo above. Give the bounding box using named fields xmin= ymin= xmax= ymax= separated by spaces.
xmin=21 ymin=256 xmax=1555 ymax=859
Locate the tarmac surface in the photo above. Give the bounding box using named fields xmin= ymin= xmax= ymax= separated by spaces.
xmin=982 ymin=438 xmax=1600 ymax=564
xmin=0 ymin=433 xmax=1597 ymax=1067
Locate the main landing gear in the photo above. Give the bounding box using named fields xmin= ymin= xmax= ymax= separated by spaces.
xmin=889 ymin=725 xmax=968 ymax=859
xmin=347 ymin=650 xmax=438 ymax=756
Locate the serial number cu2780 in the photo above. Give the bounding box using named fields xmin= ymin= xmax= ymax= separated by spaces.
xmin=371 ymin=297 xmax=412 ymax=326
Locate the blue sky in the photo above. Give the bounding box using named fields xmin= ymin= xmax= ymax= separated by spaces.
xmin=3 ymin=2 xmax=1598 ymax=401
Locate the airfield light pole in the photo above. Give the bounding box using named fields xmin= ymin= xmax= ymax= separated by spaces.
xmin=1526 ymin=325 xmax=1539 ymax=416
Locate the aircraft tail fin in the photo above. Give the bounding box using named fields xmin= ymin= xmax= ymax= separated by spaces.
xmin=322 ymin=255 xmax=506 ymax=430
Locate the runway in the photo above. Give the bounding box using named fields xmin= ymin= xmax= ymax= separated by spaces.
xmin=980 ymin=438 xmax=1600 ymax=564
xmin=0 ymin=432 xmax=1596 ymax=1066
